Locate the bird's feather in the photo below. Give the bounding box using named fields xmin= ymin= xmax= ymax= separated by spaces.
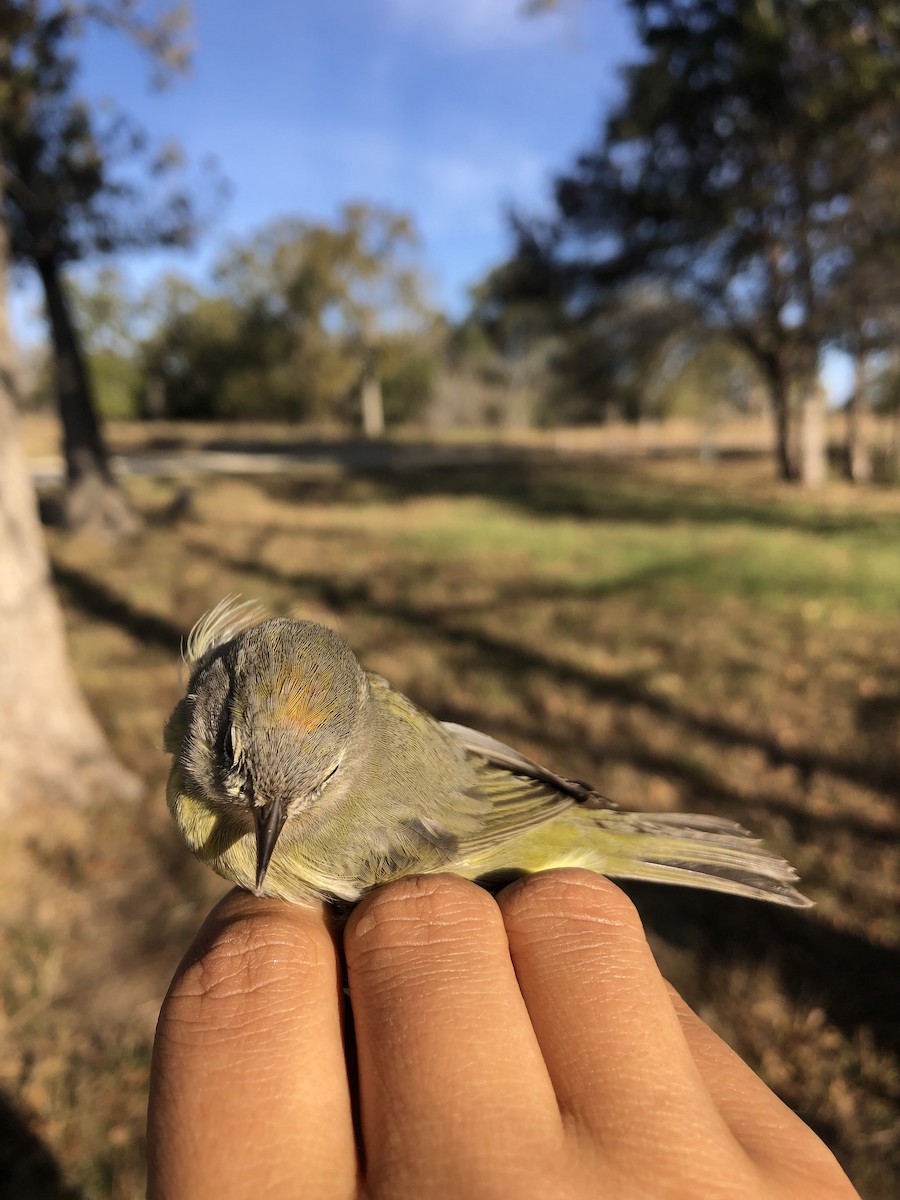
xmin=185 ymin=596 xmax=267 ymax=667
xmin=442 ymin=721 xmax=605 ymax=805
xmin=442 ymin=722 xmax=811 ymax=908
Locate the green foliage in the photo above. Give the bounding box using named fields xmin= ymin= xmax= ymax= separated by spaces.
xmin=89 ymin=349 xmax=141 ymax=419
xmin=447 ymin=260 xmax=562 ymax=426
xmin=464 ymin=258 xmax=754 ymax=428
xmin=545 ymin=285 xmax=699 ymax=425
xmin=1 ymin=2 xmax=205 ymax=270
xmin=141 ymin=205 xmax=437 ymax=424
xmin=380 ymin=346 xmax=435 ymax=425
xmin=143 ymin=288 xmax=246 ymax=419
xmin=871 ymin=359 xmax=900 ymax=416
xmin=69 ymin=267 xmax=142 ymax=355
xmin=516 ymin=0 xmax=900 ymax=471
xmin=662 ymin=339 xmax=766 ymax=421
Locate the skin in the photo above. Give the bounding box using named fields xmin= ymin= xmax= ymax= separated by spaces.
xmin=147 ymin=870 xmax=859 ymax=1200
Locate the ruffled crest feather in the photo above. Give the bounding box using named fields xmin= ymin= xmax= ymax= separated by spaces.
xmin=184 ymin=596 xmax=266 ymax=666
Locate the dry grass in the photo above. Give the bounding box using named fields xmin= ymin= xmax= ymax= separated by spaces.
xmin=2 ymin=437 xmax=900 ymax=1198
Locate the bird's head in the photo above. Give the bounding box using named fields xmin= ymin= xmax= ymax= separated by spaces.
xmin=167 ymin=609 xmax=369 ymax=890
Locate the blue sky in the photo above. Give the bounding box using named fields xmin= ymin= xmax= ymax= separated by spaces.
xmin=11 ymin=0 xmax=637 ymax=341
xmin=11 ymin=0 xmax=853 ymax=398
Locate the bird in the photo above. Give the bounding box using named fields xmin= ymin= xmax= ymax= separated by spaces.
xmin=163 ymin=597 xmax=812 ymax=910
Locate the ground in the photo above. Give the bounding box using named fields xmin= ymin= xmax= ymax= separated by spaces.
xmin=2 ymin=425 xmax=899 ymax=1199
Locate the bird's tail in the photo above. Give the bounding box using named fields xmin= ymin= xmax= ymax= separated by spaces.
xmin=482 ymin=809 xmax=812 ymax=908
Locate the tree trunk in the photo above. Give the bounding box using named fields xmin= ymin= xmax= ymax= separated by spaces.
xmin=144 ymin=375 xmax=166 ymax=419
xmin=762 ymin=351 xmax=797 ymax=482
xmin=0 ymin=226 xmax=140 ymax=813
xmin=799 ymin=380 xmax=827 ymax=488
xmin=35 ymin=253 xmax=137 ymax=535
xmin=801 ymin=376 xmax=830 ymax=484
xmin=845 ymin=353 xmax=872 ymax=485
xmin=361 ymin=370 xmax=385 ymax=438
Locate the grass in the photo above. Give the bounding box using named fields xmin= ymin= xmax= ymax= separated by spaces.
xmin=3 ymin=437 xmax=900 ymax=1198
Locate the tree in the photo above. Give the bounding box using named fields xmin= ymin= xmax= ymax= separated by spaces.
xmin=220 ymin=204 xmax=434 ymax=433
xmin=329 ymin=203 xmax=432 ymax=436
xmin=870 ymin=352 xmax=900 ymax=477
xmin=466 ymin=241 xmax=729 ymax=428
xmin=145 ymin=205 xmax=436 ymax=428
xmin=824 ymin=154 xmax=900 ymax=481
xmin=523 ymin=0 xmax=900 ymax=483
xmin=457 ymin=258 xmax=563 ymax=426
xmin=0 ymin=178 xmax=139 ymax=812
xmin=547 ymin=286 xmax=698 ymax=426
xmin=1 ymin=1 xmax=209 ymax=532
xmin=140 ymin=273 xmax=252 ymax=419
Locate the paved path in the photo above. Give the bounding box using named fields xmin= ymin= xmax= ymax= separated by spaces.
xmin=28 ymin=439 xmax=550 ymax=487
xmin=28 ymin=428 xmax=753 ymax=487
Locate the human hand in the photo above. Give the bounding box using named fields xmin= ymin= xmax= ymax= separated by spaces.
xmin=147 ymin=871 xmax=859 ymax=1199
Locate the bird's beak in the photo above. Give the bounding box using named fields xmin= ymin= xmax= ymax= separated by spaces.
xmin=253 ymin=799 xmax=287 ymax=892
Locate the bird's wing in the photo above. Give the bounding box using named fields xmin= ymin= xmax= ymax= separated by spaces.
xmin=440 ymin=722 xmax=615 ymax=857
xmin=451 ymin=761 xmax=573 ymax=856
xmin=360 ymin=676 xmax=608 ymax=875
xmin=349 ymin=676 xmax=490 ymax=884
xmin=442 ymin=721 xmax=610 ymax=806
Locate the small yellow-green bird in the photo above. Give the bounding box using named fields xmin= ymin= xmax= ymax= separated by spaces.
xmin=164 ymin=598 xmax=811 ymax=908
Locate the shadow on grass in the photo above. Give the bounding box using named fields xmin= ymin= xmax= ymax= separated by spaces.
xmin=52 ymin=542 xmax=898 ymax=841
xmin=136 ymin=433 xmax=539 ymax=464
xmin=258 ymin=457 xmax=900 ymax=539
xmin=137 ymin=495 xmax=897 ymax=822
xmin=53 ymin=549 xmax=900 ymax=1064
xmin=443 ymin=701 xmax=899 ymax=849
xmin=176 ymin=541 xmax=900 ymax=1035
xmin=51 ymin=565 xmax=183 ymax=653
xmin=0 ymin=1092 xmax=82 ymax=1200
xmin=179 ymin=539 xmax=900 ymax=801
xmin=623 ymin=881 xmax=900 ymax=1059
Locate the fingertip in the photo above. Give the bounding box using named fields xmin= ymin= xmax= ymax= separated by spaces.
xmin=149 ymin=890 xmax=356 ymax=1200
xmin=497 ymin=868 xmax=645 ymax=939
xmin=158 ymin=889 xmax=340 ymax=1039
xmin=200 ymin=884 xmax=329 ymax=933
xmin=345 ymin=873 xmax=500 ymax=952
xmin=184 ymin=882 xmax=327 ymax=938
xmin=342 ymin=874 xmax=562 ymax=1185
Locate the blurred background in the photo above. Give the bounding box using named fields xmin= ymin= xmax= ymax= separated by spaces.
xmin=2 ymin=2 xmax=899 ymax=1196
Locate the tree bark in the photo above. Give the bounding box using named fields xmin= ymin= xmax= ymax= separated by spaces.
xmin=360 ymin=369 xmax=385 ymax=438
xmin=799 ymin=380 xmax=827 ymax=488
xmin=761 ymin=350 xmax=797 ymax=482
xmin=0 ymin=216 xmax=140 ymax=813
xmin=845 ymin=353 xmax=872 ymax=484
xmin=35 ymin=253 xmax=137 ymax=535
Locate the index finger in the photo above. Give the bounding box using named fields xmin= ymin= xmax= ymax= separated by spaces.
xmin=344 ymin=875 xmax=564 ymax=1196
xmin=147 ymin=890 xmax=356 ymax=1200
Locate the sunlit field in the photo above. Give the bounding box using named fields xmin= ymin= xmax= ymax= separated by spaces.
xmin=3 ymin=438 xmax=900 ymax=1199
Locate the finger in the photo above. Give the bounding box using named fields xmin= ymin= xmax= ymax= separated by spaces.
xmin=147 ymin=890 xmax=356 ymax=1200
xmin=497 ymin=871 xmax=760 ymax=1188
xmin=344 ymin=875 xmax=564 ymax=1195
xmin=667 ymin=986 xmax=860 ymax=1198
